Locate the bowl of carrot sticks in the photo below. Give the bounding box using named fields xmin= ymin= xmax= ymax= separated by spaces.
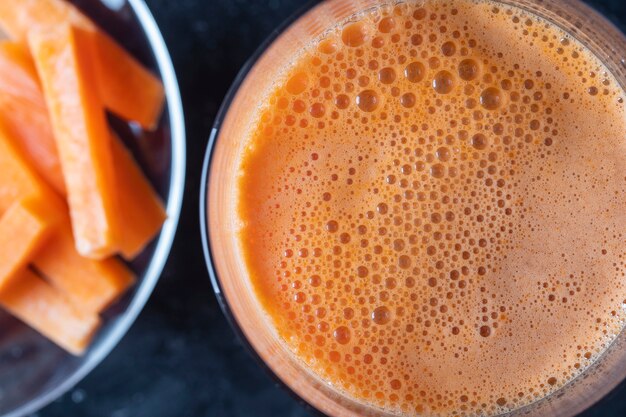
xmin=0 ymin=0 xmax=185 ymax=415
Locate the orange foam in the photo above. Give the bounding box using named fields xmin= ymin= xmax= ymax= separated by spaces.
xmin=237 ymin=1 xmax=626 ymax=415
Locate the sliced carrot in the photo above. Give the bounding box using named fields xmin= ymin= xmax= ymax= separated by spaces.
xmin=0 ymin=50 xmax=165 ymax=257
xmin=0 ymin=0 xmax=164 ymax=129
xmin=112 ymin=134 xmax=167 ymax=259
xmin=0 ymin=41 xmax=40 ymax=95
xmin=91 ymin=31 xmax=165 ymax=130
xmin=0 ymin=120 xmax=48 ymax=212
xmin=0 ymin=41 xmax=165 ymax=256
xmin=0 ymin=268 xmax=100 ymax=355
xmin=0 ymin=110 xmax=134 ymax=314
xmin=0 ymin=41 xmax=65 ymax=194
xmin=0 ymin=197 xmax=59 ymax=290
xmin=30 ymin=25 xmax=120 ymax=259
xmin=33 ymin=215 xmax=135 ymax=314
xmin=0 ymin=0 xmax=93 ymax=45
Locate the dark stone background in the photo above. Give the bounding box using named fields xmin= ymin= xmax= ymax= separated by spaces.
xmin=36 ymin=0 xmax=626 ymax=416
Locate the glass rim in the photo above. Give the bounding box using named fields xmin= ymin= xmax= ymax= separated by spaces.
xmin=200 ymin=1 xmax=626 ymax=417
xmin=5 ymin=0 xmax=187 ymax=416
xmin=200 ymin=1 xmax=327 ymax=415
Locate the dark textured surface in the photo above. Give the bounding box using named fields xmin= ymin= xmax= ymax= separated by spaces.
xmin=36 ymin=0 xmax=626 ymax=416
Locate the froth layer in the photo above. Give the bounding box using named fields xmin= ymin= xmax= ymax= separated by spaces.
xmin=237 ymin=1 xmax=626 ymax=416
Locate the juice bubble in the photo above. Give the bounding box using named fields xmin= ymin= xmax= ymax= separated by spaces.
xmin=433 ymin=70 xmax=455 ymax=94
xmin=405 ymin=61 xmax=426 ymax=83
xmin=480 ymin=87 xmax=504 ymax=110
xmin=400 ymin=92 xmax=416 ymax=108
xmin=286 ymin=72 xmax=308 ymax=95
xmin=356 ymin=90 xmax=380 ymax=112
xmin=342 ymin=21 xmax=368 ymax=47
xmin=471 ymin=133 xmax=489 ymax=150
xmin=378 ymin=67 xmax=396 ymax=84
xmin=372 ymin=306 xmax=391 ymax=325
xmin=458 ymin=59 xmax=480 ymax=81
xmin=379 ymin=16 xmax=396 ymax=33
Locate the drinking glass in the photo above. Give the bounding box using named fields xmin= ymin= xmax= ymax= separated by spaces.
xmin=200 ymin=1 xmax=626 ymax=415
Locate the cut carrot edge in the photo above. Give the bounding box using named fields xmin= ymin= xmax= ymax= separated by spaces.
xmin=33 ymin=213 xmax=136 ymax=315
xmin=93 ymin=32 xmax=165 ymax=130
xmin=0 ymin=40 xmax=66 ymax=195
xmin=0 ymin=0 xmax=164 ymax=129
xmin=29 ymin=25 xmax=120 ymax=259
xmin=0 ymin=118 xmax=49 ymax=213
xmin=0 ymin=42 xmax=167 ymax=259
xmin=0 ymin=268 xmax=101 ymax=356
xmin=0 ymin=0 xmax=94 ymax=45
xmin=0 ymin=198 xmax=54 ymax=290
xmin=0 ymin=0 xmax=168 ymax=356
xmin=112 ymin=133 xmax=167 ymax=259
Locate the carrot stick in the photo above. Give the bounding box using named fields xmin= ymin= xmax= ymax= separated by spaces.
xmin=29 ymin=25 xmax=120 ymax=259
xmin=91 ymin=30 xmax=165 ymax=130
xmin=0 ymin=41 xmax=65 ymax=194
xmin=0 ymin=114 xmax=135 ymax=313
xmin=0 ymin=120 xmax=48 ymax=213
xmin=112 ymin=134 xmax=167 ymax=259
xmin=33 ymin=214 xmax=136 ymax=315
xmin=0 ymin=0 xmax=164 ymax=129
xmin=0 ymin=197 xmax=59 ymax=290
xmin=0 ymin=268 xmax=101 ymax=356
xmin=0 ymin=0 xmax=93 ymax=44
xmin=0 ymin=41 xmax=165 ymax=257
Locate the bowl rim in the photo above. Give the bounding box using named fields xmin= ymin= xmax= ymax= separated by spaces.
xmin=5 ymin=0 xmax=186 ymax=416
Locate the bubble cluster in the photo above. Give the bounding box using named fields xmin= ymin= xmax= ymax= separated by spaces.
xmin=237 ymin=1 xmax=626 ymax=416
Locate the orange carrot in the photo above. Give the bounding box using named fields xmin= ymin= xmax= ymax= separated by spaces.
xmin=0 ymin=41 xmax=65 ymax=194
xmin=0 ymin=197 xmax=60 ymax=289
xmin=0 ymin=48 xmax=165 ymax=259
xmin=0 ymin=41 xmax=165 ymax=257
xmin=0 ymin=0 xmax=93 ymax=44
xmin=0 ymin=268 xmax=101 ymax=355
xmin=0 ymin=0 xmax=164 ymax=129
xmin=0 ymin=42 xmax=40 ymax=99
xmin=0 ymin=109 xmax=134 ymax=314
xmin=112 ymin=134 xmax=167 ymax=259
xmin=91 ymin=30 xmax=165 ymax=130
xmin=33 ymin=215 xmax=136 ymax=314
xmin=30 ymin=25 xmax=120 ymax=259
xmin=0 ymin=120 xmax=48 ymax=212
xmin=0 ymin=2 xmax=155 ymax=356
